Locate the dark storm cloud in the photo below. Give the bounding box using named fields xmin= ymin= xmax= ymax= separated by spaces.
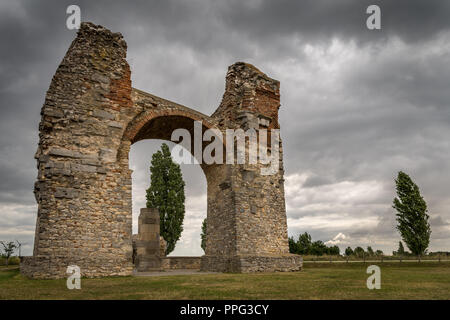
xmin=214 ymin=0 xmax=450 ymax=44
xmin=1 ymin=0 xmax=449 ymax=254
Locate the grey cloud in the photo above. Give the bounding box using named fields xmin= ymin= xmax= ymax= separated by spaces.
xmin=302 ymin=175 xmax=333 ymax=188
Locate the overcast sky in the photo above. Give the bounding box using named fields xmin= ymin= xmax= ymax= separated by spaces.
xmin=1 ymin=0 xmax=449 ymax=256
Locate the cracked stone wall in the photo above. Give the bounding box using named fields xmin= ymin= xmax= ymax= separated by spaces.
xmin=21 ymin=22 xmax=301 ymax=279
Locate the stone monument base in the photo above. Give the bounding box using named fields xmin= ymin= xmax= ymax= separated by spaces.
xmin=133 ymin=208 xmax=164 ymax=272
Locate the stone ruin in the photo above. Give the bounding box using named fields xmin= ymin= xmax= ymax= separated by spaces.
xmin=20 ymin=22 xmax=302 ymax=279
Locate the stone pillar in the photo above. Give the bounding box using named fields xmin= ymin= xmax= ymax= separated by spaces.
xmin=134 ymin=208 xmax=162 ymax=272
xmin=201 ymin=62 xmax=303 ymax=273
xmin=21 ymin=22 xmax=134 ymax=279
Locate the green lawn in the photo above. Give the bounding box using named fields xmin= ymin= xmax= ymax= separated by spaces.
xmin=1 ymin=263 xmax=449 ymax=300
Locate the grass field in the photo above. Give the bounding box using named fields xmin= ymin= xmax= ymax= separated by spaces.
xmin=1 ymin=262 xmax=449 ymax=300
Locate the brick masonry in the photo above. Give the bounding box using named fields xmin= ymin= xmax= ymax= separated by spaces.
xmin=21 ymin=22 xmax=302 ymax=279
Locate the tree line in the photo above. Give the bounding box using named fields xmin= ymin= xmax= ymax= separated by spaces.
xmin=288 ymin=232 xmax=385 ymax=257
xmin=344 ymin=246 xmax=383 ymax=257
xmin=288 ymin=232 xmax=340 ymax=256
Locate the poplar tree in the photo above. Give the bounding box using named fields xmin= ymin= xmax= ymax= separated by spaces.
xmin=146 ymin=143 xmax=185 ymax=255
xmin=393 ymin=171 xmax=431 ymax=256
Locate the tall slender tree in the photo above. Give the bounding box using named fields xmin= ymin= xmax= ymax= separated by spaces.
xmin=393 ymin=171 xmax=431 ymax=256
xmin=146 ymin=143 xmax=185 ymax=255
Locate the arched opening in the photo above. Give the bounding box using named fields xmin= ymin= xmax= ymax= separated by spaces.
xmin=129 ymin=139 xmax=207 ymax=257
xmin=121 ymin=112 xmax=222 ymax=271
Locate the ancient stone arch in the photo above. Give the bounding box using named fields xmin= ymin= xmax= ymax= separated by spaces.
xmin=21 ymin=22 xmax=302 ymax=279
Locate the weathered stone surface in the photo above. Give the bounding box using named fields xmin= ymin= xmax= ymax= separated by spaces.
xmin=48 ymin=148 xmax=81 ymax=158
xmin=99 ymin=148 xmax=117 ymax=163
xmin=133 ymin=208 xmax=164 ymax=272
xmin=21 ymin=22 xmax=301 ymax=279
xmin=161 ymin=257 xmax=202 ymax=270
xmin=93 ymin=109 xmax=115 ymax=120
xmin=108 ymin=121 xmax=123 ymax=129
